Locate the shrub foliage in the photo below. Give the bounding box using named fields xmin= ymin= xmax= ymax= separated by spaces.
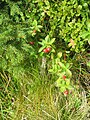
xmin=0 ymin=0 xmax=90 ymax=78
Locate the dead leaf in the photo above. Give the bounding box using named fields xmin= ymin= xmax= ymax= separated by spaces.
xmin=68 ymin=39 xmax=76 ymax=48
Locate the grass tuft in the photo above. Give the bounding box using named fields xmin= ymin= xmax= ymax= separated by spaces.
xmin=0 ymin=68 xmax=89 ymax=120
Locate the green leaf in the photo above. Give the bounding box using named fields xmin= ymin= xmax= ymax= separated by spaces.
xmin=87 ymin=61 xmax=90 ymax=67
xmin=45 ymin=1 xmax=50 ymax=6
xmin=66 ymin=69 xmax=72 ymax=78
xmin=45 ymin=35 xmax=50 ymax=42
xmin=48 ymin=69 xmax=53 ymax=73
xmin=33 ymin=20 xmax=37 ymax=27
xmin=87 ymin=20 xmax=90 ymax=30
xmin=66 ymin=79 xmax=70 ymax=85
xmin=38 ymin=42 xmax=44 ymax=46
xmin=10 ymin=4 xmax=19 ymax=16
xmin=80 ymin=31 xmax=90 ymax=39
xmin=60 ymin=87 xmax=66 ymax=92
xmin=38 ymin=46 xmax=45 ymax=52
xmin=57 ymin=52 xmax=62 ymax=58
xmin=0 ymin=15 xmax=3 ymax=25
xmin=88 ymin=39 xmax=90 ymax=45
xmin=37 ymin=25 xmax=42 ymax=29
xmin=49 ymin=38 xmax=55 ymax=44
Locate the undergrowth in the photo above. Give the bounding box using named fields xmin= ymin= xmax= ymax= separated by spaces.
xmin=0 ymin=65 xmax=89 ymax=120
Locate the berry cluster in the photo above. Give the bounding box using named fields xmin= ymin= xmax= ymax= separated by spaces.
xmin=43 ymin=47 xmax=51 ymax=53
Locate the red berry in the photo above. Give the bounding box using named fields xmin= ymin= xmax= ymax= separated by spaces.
xmin=64 ymin=90 xmax=69 ymax=96
xmin=29 ymin=41 xmax=34 ymax=45
xmin=46 ymin=47 xmax=51 ymax=52
xmin=43 ymin=48 xmax=48 ymax=53
xmin=43 ymin=47 xmax=51 ymax=53
xmin=33 ymin=30 xmax=36 ymax=33
xmin=62 ymin=75 xmax=66 ymax=80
